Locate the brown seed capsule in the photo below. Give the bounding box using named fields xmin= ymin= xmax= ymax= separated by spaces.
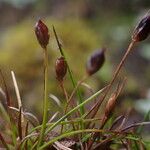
xmin=132 ymin=14 xmax=150 ymax=42
xmin=55 ymin=57 xmax=67 ymax=82
xmin=105 ymin=92 xmax=117 ymax=118
xmin=35 ymin=19 xmax=50 ymax=49
xmin=86 ymin=48 xmax=105 ymax=75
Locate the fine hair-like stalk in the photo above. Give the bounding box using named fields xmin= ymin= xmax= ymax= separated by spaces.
xmin=38 ymin=48 xmax=49 ymax=147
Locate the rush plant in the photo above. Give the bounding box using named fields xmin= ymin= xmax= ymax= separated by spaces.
xmin=0 ymin=13 xmax=150 ymax=150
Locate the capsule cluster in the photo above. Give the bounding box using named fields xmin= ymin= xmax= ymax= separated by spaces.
xmin=35 ymin=14 xmax=150 ymax=83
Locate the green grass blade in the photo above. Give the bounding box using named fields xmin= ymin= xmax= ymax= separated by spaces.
xmin=39 ymin=129 xmax=104 ymax=149
xmin=45 ymin=86 xmax=107 ymax=134
xmin=52 ymin=26 xmax=84 ymax=115
xmin=30 ymin=118 xmax=100 ymax=134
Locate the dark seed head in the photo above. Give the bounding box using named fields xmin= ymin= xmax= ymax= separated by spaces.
xmin=55 ymin=57 xmax=67 ymax=82
xmin=35 ymin=19 xmax=50 ymax=49
xmin=132 ymin=14 xmax=150 ymax=42
xmin=86 ymin=48 xmax=105 ymax=76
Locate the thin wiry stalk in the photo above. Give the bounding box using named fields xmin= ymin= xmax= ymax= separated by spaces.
xmin=64 ymin=76 xmax=87 ymax=116
xmin=88 ymin=40 xmax=136 ymax=150
xmin=59 ymin=81 xmax=70 ymax=133
xmin=11 ymin=71 xmax=24 ymax=123
xmin=104 ymin=40 xmax=136 ymax=95
xmin=52 ymin=25 xmax=85 ymax=116
xmin=60 ymin=81 xmax=69 ymax=101
xmin=11 ymin=71 xmax=22 ymax=109
xmin=121 ymin=122 xmax=150 ymax=132
xmin=38 ymin=48 xmax=49 ymax=147
xmin=48 ymin=112 xmax=59 ymax=123
xmin=100 ymin=78 xmax=126 ymax=129
xmin=109 ymin=115 xmax=125 ymax=130
xmin=25 ymin=122 xmax=29 ymax=150
xmin=49 ymin=94 xmax=61 ymax=107
xmin=89 ymin=41 xmax=136 ymax=124
xmin=18 ymin=107 xmax=23 ymax=140
xmin=117 ymin=109 xmax=131 ymax=131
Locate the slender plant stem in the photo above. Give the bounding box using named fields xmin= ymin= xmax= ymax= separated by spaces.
xmin=88 ymin=40 xmax=136 ymax=150
xmin=100 ymin=79 xmax=126 ymax=130
xmin=52 ymin=26 xmax=84 ymax=116
xmin=121 ymin=121 xmax=150 ymax=132
xmin=11 ymin=71 xmax=24 ymax=123
xmin=64 ymin=76 xmax=87 ymax=116
xmin=98 ymin=40 xmax=136 ymax=125
xmin=60 ymin=81 xmax=80 ymax=133
xmin=106 ymin=40 xmax=136 ymax=92
xmin=59 ymin=81 xmax=69 ymax=133
xmin=60 ymin=81 xmax=69 ymax=101
xmin=37 ymin=48 xmax=49 ymax=147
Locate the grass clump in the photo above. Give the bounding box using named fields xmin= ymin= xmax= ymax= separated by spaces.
xmin=0 ymin=12 xmax=150 ymax=150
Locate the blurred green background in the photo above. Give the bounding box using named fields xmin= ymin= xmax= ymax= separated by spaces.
xmin=0 ymin=0 xmax=150 ymax=131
